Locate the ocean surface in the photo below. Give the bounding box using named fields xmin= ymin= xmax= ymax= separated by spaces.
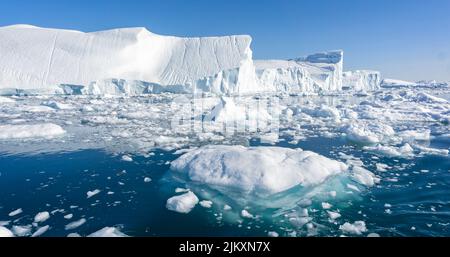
xmin=1 ymin=89 xmax=449 ymax=237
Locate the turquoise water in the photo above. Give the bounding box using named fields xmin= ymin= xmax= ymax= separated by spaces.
xmin=1 ymin=135 xmax=449 ymax=237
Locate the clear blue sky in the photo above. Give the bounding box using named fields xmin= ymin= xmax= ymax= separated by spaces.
xmin=1 ymin=0 xmax=449 ymax=81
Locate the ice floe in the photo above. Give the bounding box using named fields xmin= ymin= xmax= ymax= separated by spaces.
xmin=0 ymin=123 xmax=65 ymax=139
xmin=171 ymin=145 xmax=353 ymax=195
xmin=166 ymin=191 xmax=199 ymax=214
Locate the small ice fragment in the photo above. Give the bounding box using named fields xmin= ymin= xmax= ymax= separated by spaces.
xmin=65 ymin=218 xmax=86 ymax=230
xmin=327 ymin=211 xmax=341 ymax=220
xmin=199 ymin=200 xmax=213 ymax=208
xmin=322 ymin=202 xmax=332 ymax=209
xmin=67 ymin=233 xmax=81 ymax=237
xmin=8 ymin=208 xmax=23 ymax=217
xmin=88 ymin=227 xmax=128 ymax=237
xmin=241 ymin=210 xmax=255 ymax=219
xmin=31 ymin=225 xmax=50 ymax=237
xmin=87 ymin=189 xmax=101 ymax=199
xmin=64 ymin=214 xmax=73 ymax=220
xmin=223 ymin=205 xmax=232 ymax=211
xmin=268 ymin=231 xmax=279 ymax=237
xmin=166 ymin=191 xmax=199 ymax=214
xmin=144 ymin=177 xmax=152 ymax=183
xmin=367 ymin=233 xmax=380 ymax=237
xmin=340 ymin=221 xmax=367 ymax=235
xmin=34 ymin=211 xmax=50 ymax=223
xmin=121 ymin=155 xmax=133 ymax=162
xmin=175 ymin=188 xmax=190 ymax=193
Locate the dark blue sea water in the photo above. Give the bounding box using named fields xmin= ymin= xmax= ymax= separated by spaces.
xmin=1 ymin=135 xmax=449 ymax=237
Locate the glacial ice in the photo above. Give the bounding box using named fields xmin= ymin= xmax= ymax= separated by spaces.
xmin=34 ymin=211 xmax=50 ymax=223
xmin=342 ymin=70 xmax=381 ymax=91
xmin=339 ymin=221 xmax=367 ymax=235
xmin=0 ymin=25 xmax=388 ymax=95
xmin=88 ymin=227 xmax=129 ymax=237
xmin=0 ymin=226 xmax=14 ymax=237
xmin=171 ymin=145 xmax=360 ymax=195
xmin=0 ymin=123 xmax=66 ymax=139
xmin=166 ymin=191 xmax=199 ymax=214
xmin=0 ymin=24 xmax=252 ymax=94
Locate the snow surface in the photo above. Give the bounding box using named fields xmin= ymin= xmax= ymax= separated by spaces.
xmin=166 ymin=191 xmax=199 ymax=214
xmin=0 ymin=123 xmax=65 ymax=139
xmin=171 ymin=145 xmax=350 ymax=195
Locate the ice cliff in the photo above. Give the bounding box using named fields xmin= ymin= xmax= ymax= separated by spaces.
xmin=0 ymin=25 xmax=383 ymax=95
xmin=0 ymin=24 xmax=252 ymax=95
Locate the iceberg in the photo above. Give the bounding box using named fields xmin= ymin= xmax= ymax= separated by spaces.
xmin=0 ymin=24 xmax=252 ymax=95
xmin=254 ymin=50 xmax=345 ymax=93
xmin=342 ymin=70 xmax=381 ymax=91
xmin=170 ymin=145 xmax=351 ymax=195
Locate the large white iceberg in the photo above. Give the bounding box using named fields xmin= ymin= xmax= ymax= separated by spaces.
xmin=170 ymin=145 xmax=350 ymax=195
xmin=0 ymin=24 xmax=252 ymax=94
xmin=342 ymin=70 xmax=381 ymax=91
xmin=254 ymin=50 xmax=345 ymax=93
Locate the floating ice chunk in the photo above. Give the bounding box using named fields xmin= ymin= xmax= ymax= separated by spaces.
xmin=31 ymin=225 xmax=50 ymax=237
xmin=0 ymin=123 xmax=66 ymax=139
xmin=363 ymin=143 xmax=414 ymax=158
xmin=12 ymin=225 xmax=31 ymax=237
xmin=0 ymin=96 xmax=15 ymax=103
xmin=415 ymin=145 xmax=449 ymax=156
xmin=322 ymin=202 xmax=332 ymax=210
xmin=8 ymin=208 xmax=23 ymax=217
xmin=351 ymin=166 xmax=378 ymax=187
xmin=87 ymin=189 xmax=101 ymax=199
xmin=259 ymin=133 xmax=279 ymax=144
xmin=67 ymin=233 xmax=81 ymax=237
xmin=327 ymin=211 xmax=341 ymax=220
xmin=41 ymin=100 xmax=74 ymax=110
xmin=121 ymin=155 xmax=133 ymax=162
xmin=166 ymin=191 xmax=199 ymax=214
xmin=399 ymin=130 xmax=431 ymax=142
xmin=344 ymin=123 xmax=395 ymax=144
xmin=241 ymin=210 xmax=255 ymax=219
xmin=64 ymin=214 xmax=73 ymax=220
xmin=367 ymin=233 xmax=380 ymax=237
xmin=268 ymin=231 xmax=279 ymax=237
xmin=175 ymin=188 xmax=190 ymax=193
xmin=34 ymin=211 xmax=50 ymax=223
xmin=0 ymin=226 xmax=14 ymax=237
xmin=65 ymin=218 xmax=86 ymax=230
xmin=340 ymin=221 xmax=367 ymax=235
xmin=88 ymin=227 xmax=129 ymax=237
xmin=144 ymin=177 xmax=152 ymax=183
xmin=224 ymin=205 xmax=232 ymax=211
xmin=170 ymin=145 xmax=349 ymax=195
xmin=199 ymin=200 xmax=213 ymax=208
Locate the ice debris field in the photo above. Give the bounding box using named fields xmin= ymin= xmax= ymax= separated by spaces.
xmin=0 ymin=25 xmax=450 ymax=237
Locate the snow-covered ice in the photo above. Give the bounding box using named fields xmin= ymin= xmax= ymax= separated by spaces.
xmin=34 ymin=211 xmax=50 ymax=223
xmin=0 ymin=123 xmax=65 ymax=139
xmin=88 ymin=227 xmax=128 ymax=237
xmin=0 ymin=226 xmax=14 ymax=237
xmin=171 ymin=145 xmax=351 ymax=195
xmin=166 ymin=191 xmax=199 ymax=214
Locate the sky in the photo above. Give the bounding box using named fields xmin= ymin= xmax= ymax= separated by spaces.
xmin=1 ymin=0 xmax=449 ymax=82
